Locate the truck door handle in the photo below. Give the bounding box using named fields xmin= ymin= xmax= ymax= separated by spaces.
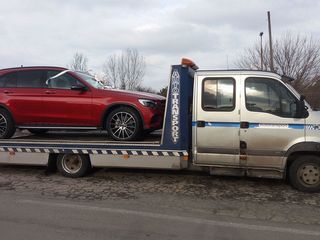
xmin=4 ymin=90 xmax=14 ymax=94
xmin=197 ymin=121 xmax=206 ymax=127
xmin=240 ymin=122 xmax=249 ymax=129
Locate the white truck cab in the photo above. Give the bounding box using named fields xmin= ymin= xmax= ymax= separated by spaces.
xmin=192 ymin=68 xmax=319 ymax=191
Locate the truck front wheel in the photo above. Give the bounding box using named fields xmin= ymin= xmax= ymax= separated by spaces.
xmin=57 ymin=154 xmax=91 ymax=178
xmin=288 ymin=155 xmax=320 ymax=192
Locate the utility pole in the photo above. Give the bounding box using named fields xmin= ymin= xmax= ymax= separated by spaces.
xmin=259 ymin=32 xmax=263 ymax=70
xmin=267 ymin=11 xmax=274 ymax=72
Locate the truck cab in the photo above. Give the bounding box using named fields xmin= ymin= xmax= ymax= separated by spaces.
xmin=190 ymin=65 xmax=319 ymax=192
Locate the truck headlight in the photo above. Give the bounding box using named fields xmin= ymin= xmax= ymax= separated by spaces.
xmin=138 ymin=99 xmax=157 ymax=108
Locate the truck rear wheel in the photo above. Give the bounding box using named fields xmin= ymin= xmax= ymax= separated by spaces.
xmin=288 ymin=155 xmax=320 ymax=192
xmin=57 ymin=154 xmax=91 ymax=178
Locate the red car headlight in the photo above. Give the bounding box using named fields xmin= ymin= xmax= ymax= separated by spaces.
xmin=138 ymin=99 xmax=157 ymax=109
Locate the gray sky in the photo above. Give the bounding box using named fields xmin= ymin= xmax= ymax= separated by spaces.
xmin=0 ymin=0 xmax=319 ymax=90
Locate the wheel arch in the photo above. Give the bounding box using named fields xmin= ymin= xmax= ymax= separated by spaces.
xmin=101 ymin=103 xmax=144 ymax=129
xmin=0 ymin=104 xmax=15 ymax=122
xmin=285 ymin=142 xmax=320 ymax=177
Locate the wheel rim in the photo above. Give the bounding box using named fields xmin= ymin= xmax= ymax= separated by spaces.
xmin=0 ymin=114 xmax=7 ymax=137
xmin=109 ymin=111 xmax=136 ymax=140
xmin=61 ymin=154 xmax=83 ymax=174
xmin=298 ymin=163 xmax=320 ymax=186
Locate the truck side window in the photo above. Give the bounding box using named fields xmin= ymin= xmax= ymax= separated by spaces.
xmin=245 ymin=77 xmax=298 ymax=118
xmin=202 ymin=78 xmax=235 ymax=111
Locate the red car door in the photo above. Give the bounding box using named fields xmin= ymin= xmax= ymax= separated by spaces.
xmin=41 ymin=71 xmax=93 ymax=126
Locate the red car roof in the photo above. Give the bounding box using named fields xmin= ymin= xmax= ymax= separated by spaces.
xmin=0 ymin=66 xmax=68 ymax=75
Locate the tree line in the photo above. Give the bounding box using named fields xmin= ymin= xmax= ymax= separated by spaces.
xmin=69 ymin=49 xmax=168 ymax=95
xmin=237 ymin=33 xmax=320 ymax=108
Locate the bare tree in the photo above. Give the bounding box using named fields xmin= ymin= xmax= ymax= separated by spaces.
xmin=103 ymin=48 xmax=146 ymax=90
xmin=237 ymin=33 xmax=320 ymax=89
xmin=69 ymin=52 xmax=88 ymax=72
xmin=104 ymin=55 xmax=118 ymax=88
xmin=158 ymin=86 xmax=168 ymax=97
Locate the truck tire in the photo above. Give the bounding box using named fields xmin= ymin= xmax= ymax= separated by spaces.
xmin=0 ymin=109 xmax=16 ymax=139
xmin=288 ymin=155 xmax=320 ymax=192
xmin=57 ymin=154 xmax=91 ymax=178
xmin=106 ymin=107 xmax=142 ymax=141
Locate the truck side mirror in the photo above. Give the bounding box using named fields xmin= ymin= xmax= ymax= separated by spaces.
xmin=296 ymin=95 xmax=308 ymax=118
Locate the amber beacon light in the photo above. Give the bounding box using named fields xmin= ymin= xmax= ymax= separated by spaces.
xmin=181 ymin=58 xmax=199 ymax=70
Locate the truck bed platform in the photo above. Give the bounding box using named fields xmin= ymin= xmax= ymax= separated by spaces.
xmin=2 ymin=130 xmax=162 ymax=145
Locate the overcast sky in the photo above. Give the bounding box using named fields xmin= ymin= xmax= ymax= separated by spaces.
xmin=1 ymin=0 xmax=319 ymax=90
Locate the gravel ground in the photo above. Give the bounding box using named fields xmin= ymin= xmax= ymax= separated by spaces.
xmin=0 ymin=165 xmax=320 ymax=226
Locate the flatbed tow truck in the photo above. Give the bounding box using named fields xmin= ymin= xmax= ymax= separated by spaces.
xmin=1 ymin=59 xmax=320 ymax=192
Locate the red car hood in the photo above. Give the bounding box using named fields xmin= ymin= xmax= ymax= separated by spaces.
xmin=105 ymin=89 xmax=166 ymax=101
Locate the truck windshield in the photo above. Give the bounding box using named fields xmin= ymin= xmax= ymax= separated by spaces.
xmin=75 ymin=72 xmax=105 ymax=89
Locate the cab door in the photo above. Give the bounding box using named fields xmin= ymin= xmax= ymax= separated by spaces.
xmin=239 ymin=75 xmax=305 ymax=170
xmin=193 ymin=73 xmax=240 ymax=166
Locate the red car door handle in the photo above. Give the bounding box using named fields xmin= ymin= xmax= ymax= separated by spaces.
xmin=4 ymin=90 xmax=14 ymax=94
xmin=45 ymin=90 xmax=56 ymax=94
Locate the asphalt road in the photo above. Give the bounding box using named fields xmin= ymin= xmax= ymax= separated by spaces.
xmin=0 ymin=192 xmax=320 ymax=240
xmin=0 ymin=166 xmax=320 ymax=240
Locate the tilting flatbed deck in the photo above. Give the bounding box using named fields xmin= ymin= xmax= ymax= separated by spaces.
xmin=3 ymin=130 xmax=162 ymax=144
xmin=0 ymin=128 xmax=188 ymax=169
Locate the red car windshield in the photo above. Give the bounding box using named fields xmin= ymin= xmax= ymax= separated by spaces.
xmin=74 ymin=72 xmax=105 ymax=89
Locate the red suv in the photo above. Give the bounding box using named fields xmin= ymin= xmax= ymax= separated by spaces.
xmin=0 ymin=67 xmax=165 ymax=141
